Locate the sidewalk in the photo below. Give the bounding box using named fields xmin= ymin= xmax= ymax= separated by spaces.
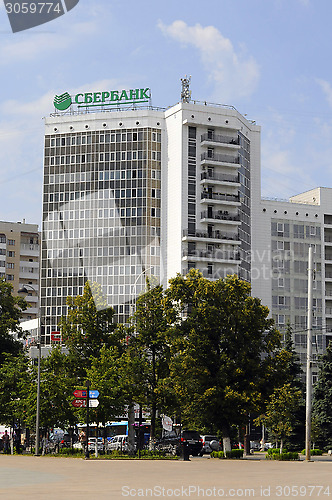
xmin=1 ymin=453 xmax=331 ymax=499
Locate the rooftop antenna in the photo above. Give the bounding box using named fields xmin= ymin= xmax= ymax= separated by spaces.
xmin=181 ymin=75 xmax=191 ymax=103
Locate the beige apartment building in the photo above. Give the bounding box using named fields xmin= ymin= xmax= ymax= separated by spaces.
xmin=0 ymin=220 xmax=40 ymax=321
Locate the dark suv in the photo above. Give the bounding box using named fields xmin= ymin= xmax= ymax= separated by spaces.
xmin=155 ymin=430 xmax=203 ymax=456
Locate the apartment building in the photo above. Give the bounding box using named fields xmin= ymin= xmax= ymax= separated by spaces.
xmin=0 ymin=220 xmax=40 ymax=320
xmin=252 ymin=187 xmax=332 ymax=377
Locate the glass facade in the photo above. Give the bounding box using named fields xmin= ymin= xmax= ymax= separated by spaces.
xmin=42 ymin=126 xmax=162 ymax=344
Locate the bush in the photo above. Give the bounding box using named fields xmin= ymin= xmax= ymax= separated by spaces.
xmin=301 ymin=449 xmax=323 ymax=456
xmin=57 ymin=447 xmax=84 ymax=457
xmin=266 ymin=448 xmax=288 ymax=455
xmin=211 ymin=451 xmax=224 ymax=459
xmin=225 ymin=449 xmax=244 ymax=459
xmin=267 ymin=451 xmax=299 ymax=461
xmin=137 ymin=450 xmax=167 ymax=458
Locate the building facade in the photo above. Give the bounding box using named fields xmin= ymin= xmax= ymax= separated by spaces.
xmin=252 ymin=187 xmax=332 ymax=378
xmin=0 ymin=220 xmax=40 ymax=320
xmin=41 ymin=91 xmax=261 ymax=344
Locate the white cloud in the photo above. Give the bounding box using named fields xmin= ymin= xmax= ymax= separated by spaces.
xmin=0 ymin=77 xmax=125 ymax=224
xmin=157 ymin=20 xmax=260 ymax=102
xmin=316 ymin=78 xmax=332 ymax=108
xmin=0 ymin=18 xmax=98 ymax=65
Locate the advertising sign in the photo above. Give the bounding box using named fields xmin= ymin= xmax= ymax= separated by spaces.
xmin=53 ymin=88 xmax=151 ymax=111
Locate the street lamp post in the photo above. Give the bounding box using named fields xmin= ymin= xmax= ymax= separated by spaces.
xmin=18 ymin=283 xmax=41 ymax=456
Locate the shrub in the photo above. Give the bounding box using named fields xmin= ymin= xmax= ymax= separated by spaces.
xmin=225 ymin=449 xmax=243 ymax=459
xmin=211 ymin=451 xmax=224 ymax=459
xmin=267 ymin=451 xmax=299 ymax=461
xmin=137 ymin=450 xmax=167 ymax=458
xmin=301 ymin=449 xmax=323 ymax=456
xmin=57 ymin=447 xmax=84 ymax=457
xmin=266 ymin=448 xmax=288 ymax=455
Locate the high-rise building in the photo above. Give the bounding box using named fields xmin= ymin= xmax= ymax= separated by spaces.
xmin=0 ymin=220 xmax=40 ymax=321
xmin=41 ymin=86 xmax=260 ymax=344
xmin=251 ymin=187 xmax=332 ymax=378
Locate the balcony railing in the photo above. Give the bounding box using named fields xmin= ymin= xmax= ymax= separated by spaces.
xmin=201 ymin=172 xmax=239 ymax=183
xmin=182 ymin=229 xmax=239 ymax=241
xmin=201 ymin=152 xmax=239 ymax=164
xmin=201 ymin=192 xmax=240 ymax=202
xmin=201 ymin=133 xmax=239 ymax=145
xmin=183 ymin=250 xmax=241 ymax=261
xmin=200 ymin=211 xmax=240 ymax=222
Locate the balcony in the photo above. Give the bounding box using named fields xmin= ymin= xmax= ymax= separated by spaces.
xmin=182 ymin=229 xmax=240 ymax=244
xmin=20 ymin=243 xmax=39 ymax=257
xmin=200 ymin=211 xmax=241 ymax=224
xmin=201 ymin=191 xmax=241 ymax=206
xmin=201 ymin=152 xmax=239 ymax=166
xmin=183 ymin=249 xmax=241 ymax=263
xmin=201 ymin=133 xmax=239 ymax=147
xmin=200 ymin=171 xmax=240 ymax=185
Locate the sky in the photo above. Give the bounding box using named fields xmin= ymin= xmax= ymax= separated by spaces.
xmin=1 ymin=0 xmax=332 ymax=227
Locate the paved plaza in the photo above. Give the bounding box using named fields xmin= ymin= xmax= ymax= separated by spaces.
xmin=0 ymin=454 xmax=331 ymax=500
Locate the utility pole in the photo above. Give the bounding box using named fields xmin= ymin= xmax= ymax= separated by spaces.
xmin=305 ymin=246 xmax=314 ymax=461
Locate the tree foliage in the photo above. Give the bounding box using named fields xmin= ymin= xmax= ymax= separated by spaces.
xmin=130 ymin=282 xmax=176 ymax=441
xmin=0 ymin=352 xmax=31 ymax=426
xmin=312 ymin=344 xmax=332 ymax=449
xmin=166 ymin=270 xmax=282 ymax=449
xmin=256 ymin=383 xmax=302 ymax=453
xmin=0 ymin=279 xmax=28 ymax=365
xmin=59 ymin=281 xmax=118 ymax=377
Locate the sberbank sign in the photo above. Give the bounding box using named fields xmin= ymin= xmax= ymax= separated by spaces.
xmin=53 ymin=88 xmax=151 ymax=111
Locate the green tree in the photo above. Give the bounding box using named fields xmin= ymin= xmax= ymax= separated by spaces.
xmin=0 ymin=279 xmax=28 ymax=366
xmin=0 ymin=352 xmax=31 ymax=428
xmin=24 ymin=347 xmax=77 ymax=433
xmin=312 ymin=344 xmax=332 ymax=449
xmin=257 ymin=383 xmax=302 ymax=453
xmin=59 ymin=281 xmax=118 ymax=378
xmin=278 ymin=322 xmax=305 ymax=450
xmin=166 ymin=270 xmax=282 ymax=451
xmin=131 ymin=283 xmax=176 ymax=444
xmin=86 ymin=344 xmax=129 ymax=428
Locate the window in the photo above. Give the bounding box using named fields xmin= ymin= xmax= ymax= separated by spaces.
xmin=7 ymin=251 xmax=15 ymax=257
xmin=7 ymin=263 xmax=14 ymax=269
xmin=278 ymin=314 xmax=285 ymax=325
xmin=6 ymin=275 xmax=14 ymax=281
xmin=8 ymin=239 xmax=15 ymax=246
xmin=278 ymin=278 xmax=284 ymax=287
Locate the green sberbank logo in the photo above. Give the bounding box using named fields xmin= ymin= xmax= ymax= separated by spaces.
xmin=53 ymin=88 xmax=151 ymax=111
xmin=54 ymin=92 xmax=72 ymax=111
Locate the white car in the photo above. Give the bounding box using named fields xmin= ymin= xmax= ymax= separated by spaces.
xmin=87 ymin=437 xmax=104 ymax=452
xmin=200 ymin=435 xmax=222 ymax=455
xmin=108 ymin=435 xmax=129 ymax=452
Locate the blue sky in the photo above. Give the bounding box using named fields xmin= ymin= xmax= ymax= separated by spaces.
xmin=1 ymin=0 xmax=332 ymax=226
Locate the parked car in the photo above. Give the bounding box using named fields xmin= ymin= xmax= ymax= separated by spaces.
xmin=59 ymin=433 xmax=78 ymax=449
xmin=87 ymin=437 xmax=104 ymax=452
xmin=155 ymin=430 xmax=203 ymax=457
xmin=199 ymin=435 xmax=222 ymax=455
xmin=108 ymin=435 xmax=129 ymax=453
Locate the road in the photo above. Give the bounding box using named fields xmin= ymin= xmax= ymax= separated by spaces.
xmin=0 ymin=453 xmax=331 ymax=499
